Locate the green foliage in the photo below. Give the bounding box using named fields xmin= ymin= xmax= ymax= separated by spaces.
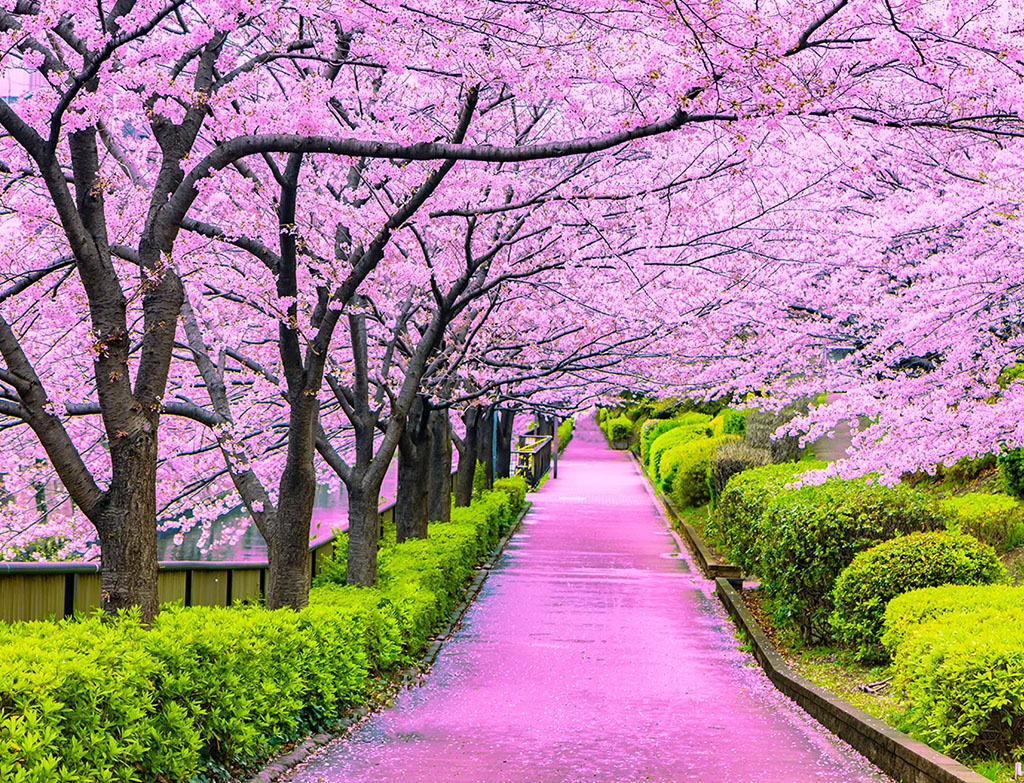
xmin=889 ymin=605 xmax=1024 ymax=758
xmin=722 ymin=408 xmax=747 ymax=436
xmin=999 ymin=449 xmax=1024 ymax=499
xmin=882 ymin=584 xmax=1024 ymax=655
xmin=472 ymin=459 xmax=487 ymax=499
xmin=830 ymin=531 xmax=1006 ymax=662
xmin=639 ymin=412 xmax=711 ymax=466
xmin=664 ymin=435 xmax=740 ymax=508
xmin=647 ymin=421 xmax=712 ymax=486
xmin=758 ymin=479 xmax=947 ymax=643
xmin=708 ymin=440 xmax=771 ymax=502
xmin=557 ymin=418 xmax=574 ymax=453
xmin=941 ymin=492 xmax=1024 ymax=554
xmin=492 ymin=475 xmax=528 ymax=512
xmin=0 ymin=486 xmax=525 ymax=782
xmin=705 ymin=460 xmax=824 ymax=572
xmin=603 ymin=414 xmax=633 ymax=444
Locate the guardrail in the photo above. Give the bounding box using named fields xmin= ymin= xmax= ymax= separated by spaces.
xmin=0 ymin=491 xmax=407 ymax=623
xmin=513 ymin=434 xmax=553 ymax=487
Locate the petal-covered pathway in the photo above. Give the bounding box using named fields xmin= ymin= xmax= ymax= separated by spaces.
xmin=285 ymin=417 xmax=889 ymax=783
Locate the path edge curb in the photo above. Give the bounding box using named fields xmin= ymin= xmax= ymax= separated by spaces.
xmin=629 ymin=447 xmax=987 ymax=783
xmin=715 ymin=577 xmax=988 ymax=783
xmin=245 ymin=500 xmax=533 ymax=783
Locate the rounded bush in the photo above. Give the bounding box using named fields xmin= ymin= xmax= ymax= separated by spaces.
xmin=882 ymin=583 xmax=1024 ymax=655
xmin=830 ymin=531 xmax=1006 ymax=661
xmin=640 ymin=412 xmax=710 ymax=466
xmin=758 ymin=479 xmax=947 ymax=644
xmin=705 ymin=460 xmax=823 ymax=572
xmin=665 ymin=435 xmax=740 ymax=508
xmin=890 ymin=606 xmax=1024 ymax=758
xmin=647 ymin=423 xmax=709 ymax=486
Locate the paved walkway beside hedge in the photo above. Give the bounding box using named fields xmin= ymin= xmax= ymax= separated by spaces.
xmin=285 ymin=417 xmax=890 ymax=783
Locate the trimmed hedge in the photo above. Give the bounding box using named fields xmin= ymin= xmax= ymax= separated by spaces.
xmin=705 ymin=460 xmax=824 ymax=572
xmin=0 ymin=480 xmax=527 ymax=782
xmin=557 ymin=418 xmax=575 ymax=453
xmin=829 ymin=531 xmax=1006 ymax=661
xmin=664 ymin=434 xmax=740 ymax=508
xmin=639 ymin=412 xmax=711 ymax=466
xmin=648 ymin=423 xmax=711 ymax=487
xmin=759 ymin=479 xmax=947 ymax=643
xmin=602 ymin=414 xmax=633 ymax=444
xmin=889 ymin=603 xmax=1024 ymax=757
xmin=940 ymin=492 xmax=1024 ymax=554
xmin=883 ymin=584 xmax=1024 ymax=655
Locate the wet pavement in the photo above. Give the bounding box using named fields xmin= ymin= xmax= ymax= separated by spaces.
xmin=285 ymin=416 xmax=890 ymax=783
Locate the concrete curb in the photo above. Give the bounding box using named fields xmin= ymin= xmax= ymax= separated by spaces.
xmin=245 ymin=501 xmax=533 ymax=783
xmin=627 ymin=451 xmax=742 ymax=582
xmin=715 ymin=578 xmax=988 ymax=783
xmin=630 ymin=449 xmax=986 ymax=783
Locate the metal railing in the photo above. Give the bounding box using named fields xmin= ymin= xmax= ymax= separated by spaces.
xmin=0 ymin=486 xmax=415 ymax=623
xmin=513 ymin=434 xmax=553 ymax=487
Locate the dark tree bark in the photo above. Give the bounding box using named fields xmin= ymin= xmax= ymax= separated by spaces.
xmin=427 ymin=409 xmax=452 ymax=524
xmin=396 ymin=395 xmax=433 ymax=542
xmin=453 ymin=405 xmax=482 ymax=507
xmin=345 ymin=482 xmax=380 ymax=587
xmin=476 ymin=405 xmax=495 ymax=491
xmin=494 ymin=408 xmax=516 ymax=480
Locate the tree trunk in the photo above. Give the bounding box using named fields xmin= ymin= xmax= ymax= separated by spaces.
xmin=96 ymin=433 xmax=160 ymax=622
xmin=476 ymin=405 xmax=494 ymax=491
xmin=427 ymin=409 xmax=452 ymax=524
xmin=396 ymin=396 xmax=432 ymax=542
xmin=494 ymin=408 xmax=515 ymax=480
xmin=346 ymin=482 xmax=380 ymax=586
xmin=454 ymin=406 xmax=481 ymax=507
xmin=264 ymin=394 xmax=319 ymax=610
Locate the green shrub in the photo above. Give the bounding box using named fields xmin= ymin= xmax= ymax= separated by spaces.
xmin=0 ymin=484 xmax=525 ymax=782
xmin=664 ymin=435 xmax=740 ymax=508
xmin=1000 ymin=448 xmax=1024 ymax=499
xmin=882 ymin=584 xmax=1024 ymax=655
xmin=708 ymin=441 xmax=771 ymax=501
xmin=830 ymin=531 xmax=1006 ymax=661
xmin=604 ymin=414 xmax=633 ymax=444
xmin=722 ymin=408 xmax=747 ymax=436
xmin=492 ymin=475 xmax=528 ymax=513
xmin=557 ymin=418 xmax=574 ymax=452
xmin=758 ymin=479 xmax=947 ymax=643
xmin=890 ymin=606 xmax=1024 ymax=758
xmin=648 ymin=422 xmax=711 ymax=486
xmin=705 ymin=460 xmax=823 ymax=572
xmin=640 ymin=413 xmax=711 ymax=466
xmin=941 ymin=492 xmax=1024 ymax=553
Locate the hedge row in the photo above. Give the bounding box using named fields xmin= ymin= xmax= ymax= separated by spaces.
xmin=0 ymin=477 xmax=527 ymax=783
xmin=706 ymin=461 xmax=955 ymax=643
xmin=940 ymin=492 xmax=1024 ymax=554
xmin=557 ymin=418 xmax=575 ymax=453
xmin=830 ymin=531 xmax=1005 ymax=661
xmin=883 ymin=585 xmax=1024 ymax=758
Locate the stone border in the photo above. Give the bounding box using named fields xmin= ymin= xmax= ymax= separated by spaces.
xmin=246 ymin=501 xmax=533 ymax=783
xmin=628 ymin=449 xmax=987 ymax=783
xmin=715 ymin=578 xmax=988 ymax=783
xmin=627 ymin=452 xmax=742 ymax=582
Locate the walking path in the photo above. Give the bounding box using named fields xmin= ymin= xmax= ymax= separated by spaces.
xmin=285 ymin=417 xmax=889 ymax=783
